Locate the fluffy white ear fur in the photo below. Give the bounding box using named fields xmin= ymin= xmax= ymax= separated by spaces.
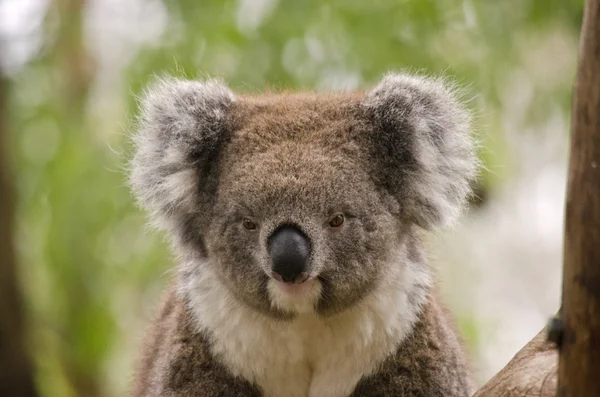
xmin=129 ymin=73 xmax=477 ymax=232
xmin=129 ymin=77 xmax=235 ymax=230
xmin=362 ymin=73 xmax=478 ymax=229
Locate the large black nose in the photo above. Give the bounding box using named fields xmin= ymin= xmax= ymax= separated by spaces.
xmin=268 ymin=226 xmax=311 ymax=284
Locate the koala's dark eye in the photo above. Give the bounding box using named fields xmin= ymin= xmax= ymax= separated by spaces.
xmin=328 ymin=214 xmax=345 ymax=228
xmin=242 ymin=218 xmax=257 ymax=230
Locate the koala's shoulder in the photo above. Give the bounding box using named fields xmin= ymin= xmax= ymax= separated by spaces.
xmin=132 ymin=289 xmax=261 ymax=397
xmin=351 ymin=296 xmax=474 ymax=397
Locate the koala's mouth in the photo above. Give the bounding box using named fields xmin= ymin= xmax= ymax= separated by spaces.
xmin=266 ymin=275 xmax=322 ymax=315
xmin=272 ymin=274 xmax=317 ymax=295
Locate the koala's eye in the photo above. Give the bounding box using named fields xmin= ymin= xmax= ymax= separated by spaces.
xmin=242 ymin=218 xmax=257 ymax=230
xmin=328 ymin=214 xmax=345 ymax=228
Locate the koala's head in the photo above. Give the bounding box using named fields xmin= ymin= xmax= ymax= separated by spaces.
xmin=130 ymin=73 xmax=477 ymax=318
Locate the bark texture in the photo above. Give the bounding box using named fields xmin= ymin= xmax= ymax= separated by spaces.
xmin=558 ymin=0 xmax=600 ymax=395
xmin=473 ymin=329 xmax=557 ymax=397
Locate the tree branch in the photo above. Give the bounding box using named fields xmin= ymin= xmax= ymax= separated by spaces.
xmin=473 ymin=329 xmax=557 ymax=397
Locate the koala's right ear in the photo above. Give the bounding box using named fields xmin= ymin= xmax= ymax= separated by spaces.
xmin=129 ymin=77 xmax=235 ymax=230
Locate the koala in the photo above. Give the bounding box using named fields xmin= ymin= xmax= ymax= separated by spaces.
xmin=129 ymin=72 xmax=478 ymax=397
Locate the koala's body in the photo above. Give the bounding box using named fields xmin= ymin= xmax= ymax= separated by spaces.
xmin=129 ymin=73 xmax=478 ymax=397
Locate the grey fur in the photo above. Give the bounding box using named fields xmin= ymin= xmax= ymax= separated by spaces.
xmin=129 ymin=72 xmax=478 ymax=397
xmin=129 ymin=77 xmax=235 ymax=234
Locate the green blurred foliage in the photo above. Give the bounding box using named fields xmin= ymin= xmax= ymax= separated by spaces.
xmin=5 ymin=0 xmax=581 ymax=396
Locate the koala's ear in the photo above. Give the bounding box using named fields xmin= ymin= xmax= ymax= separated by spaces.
xmin=129 ymin=77 xmax=235 ymax=229
xmin=362 ymin=73 xmax=478 ymax=229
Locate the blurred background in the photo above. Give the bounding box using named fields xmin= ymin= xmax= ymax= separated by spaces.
xmin=0 ymin=0 xmax=582 ymax=396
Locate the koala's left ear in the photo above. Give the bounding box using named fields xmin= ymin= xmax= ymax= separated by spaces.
xmin=129 ymin=77 xmax=236 ymax=231
xmin=362 ymin=73 xmax=479 ymax=229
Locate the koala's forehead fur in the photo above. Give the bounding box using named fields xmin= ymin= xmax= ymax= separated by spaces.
xmin=218 ymin=94 xmax=380 ymax=217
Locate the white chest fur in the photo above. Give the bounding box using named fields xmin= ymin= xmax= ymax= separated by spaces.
xmin=180 ymin=258 xmax=431 ymax=397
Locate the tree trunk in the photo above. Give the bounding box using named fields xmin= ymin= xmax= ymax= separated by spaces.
xmin=0 ymin=75 xmax=37 ymax=396
xmin=473 ymin=0 xmax=600 ymax=395
xmin=558 ymin=0 xmax=600 ymax=394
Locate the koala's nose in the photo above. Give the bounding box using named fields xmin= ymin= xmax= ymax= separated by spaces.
xmin=268 ymin=226 xmax=311 ymax=284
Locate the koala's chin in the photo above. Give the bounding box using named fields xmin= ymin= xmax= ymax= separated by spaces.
xmin=130 ymin=72 xmax=478 ymax=397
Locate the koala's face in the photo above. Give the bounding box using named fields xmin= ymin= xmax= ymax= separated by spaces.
xmin=130 ymin=74 xmax=477 ymax=318
xmin=206 ymin=98 xmax=401 ymax=316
